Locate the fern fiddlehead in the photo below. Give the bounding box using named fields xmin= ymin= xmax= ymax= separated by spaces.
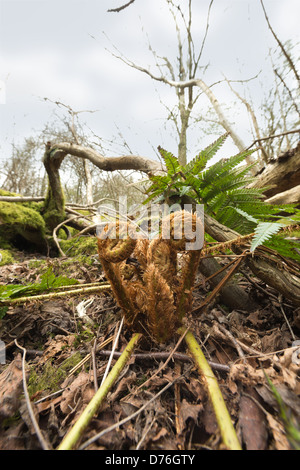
xmin=97 ymin=210 xmax=204 ymax=342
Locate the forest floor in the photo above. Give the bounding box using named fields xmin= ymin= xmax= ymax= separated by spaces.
xmin=0 ymin=250 xmax=299 ymax=451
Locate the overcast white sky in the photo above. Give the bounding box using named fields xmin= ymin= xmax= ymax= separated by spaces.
xmin=0 ymin=0 xmax=299 ymax=168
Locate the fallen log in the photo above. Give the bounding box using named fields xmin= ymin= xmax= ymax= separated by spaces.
xmin=265 ymin=185 xmax=300 ymax=205
xmin=249 ymin=142 xmax=300 ymax=198
xmin=204 ymin=213 xmax=300 ymax=306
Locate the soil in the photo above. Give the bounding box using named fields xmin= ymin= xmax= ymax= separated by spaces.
xmin=0 ymin=251 xmax=299 ymax=451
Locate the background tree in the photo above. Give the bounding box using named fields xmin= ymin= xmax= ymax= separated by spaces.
xmin=108 ymin=0 xmax=257 ymax=168
xmin=0 ymin=137 xmax=46 ymax=196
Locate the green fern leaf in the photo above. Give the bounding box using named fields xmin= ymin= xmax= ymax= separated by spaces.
xmin=158 ymin=146 xmax=180 ymax=174
xmin=185 ymin=133 xmax=228 ymax=175
xmin=250 ymin=222 xmax=284 ymax=252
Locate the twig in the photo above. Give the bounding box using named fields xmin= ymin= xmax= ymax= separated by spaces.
xmin=91 ymin=338 xmax=98 ymax=393
xmin=99 ymin=318 xmax=124 ymax=387
xmin=278 ymin=295 xmax=296 ymax=341
xmin=174 ymin=362 xmax=183 ymax=447
xmin=57 ymin=332 xmax=142 ymax=450
xmin=216 ymin=324 xmax=245 ymax=361
xmin=97 ymin=350 xmax=230 ymax=372
xmin=53 ymin=215 xmax=91 ymax=256
xmin=15 ymin=340 xmax=50 ymax=450
xmin=121 ymin=327 xmax=189 ymax=401
xmin=246 ymin=128 xmax=300 ymax=151
xmin=192 ymin=255 xmax=245 ymax=314
xmin=136 ymin=416 xmax=156 ymax=450
xmin=67 ymin=336 xmax=114 ymax=376
xmin=260 ymin=0 xmax=300 ymax=85
xmin=107 ymin=0 xmax=136 ymax=13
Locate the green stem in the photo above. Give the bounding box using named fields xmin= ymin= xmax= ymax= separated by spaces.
xmin=0 ymin=285 xmax=111 ymax=305
xmin=178 ymin=327 xmax=241 ymax=450
xmin=57 ymin=332 xmax=141 ymax=450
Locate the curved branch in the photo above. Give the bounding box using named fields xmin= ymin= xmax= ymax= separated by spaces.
xmin=49 ymin=142 xmax=163 ymax=173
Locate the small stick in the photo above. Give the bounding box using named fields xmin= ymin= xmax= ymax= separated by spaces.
xmin=15 ymin=340 xmax=50 ymax=450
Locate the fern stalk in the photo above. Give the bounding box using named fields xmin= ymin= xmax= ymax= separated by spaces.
xmin=57 ymin=332 xmax=142 ymax=450
xmin=0 ymin=284 xmax=111 ymax=305
xmin=178 ymin=327 xmax=241 ymax=450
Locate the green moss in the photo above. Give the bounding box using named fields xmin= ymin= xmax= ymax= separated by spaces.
xmin=43 ymin=186 xmax=66 ymax=231
xmin=0 ymin=189 xmax=20 ymax=197
xmin=0 ymin=199 xmax=46 ymax=247
xmin=0 ymin=249 xmax=15 ymax=266
xmin=60 ymin=236 xmax=98 ymax=258
xmin=27 ymin=351 xmax=82 ymax=397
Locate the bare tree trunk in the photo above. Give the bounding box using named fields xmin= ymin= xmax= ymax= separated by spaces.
xmin=83 ymin=160 xmax=94 ymax=205
xmin=42 ymin=142 xmax=66 ymax=230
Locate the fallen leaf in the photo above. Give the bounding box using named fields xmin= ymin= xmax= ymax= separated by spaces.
xmin=239 ymin=390 xmax=268 ymax=450
xmin=0 ymin=354 xmax=24 ymax=422
xmin=266 ymin=413 xmax=291 ymax=450
xmin=178 ymin=398 xmax=202 ymax=431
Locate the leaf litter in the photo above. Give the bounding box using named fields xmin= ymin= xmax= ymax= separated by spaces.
xmin=0 ymin=253 xmax=299 ymax=450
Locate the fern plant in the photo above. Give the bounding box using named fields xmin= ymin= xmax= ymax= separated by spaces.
xmin=145 ymin=134 xmax=300 ymax=261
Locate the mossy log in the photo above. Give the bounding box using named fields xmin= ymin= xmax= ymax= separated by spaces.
xmin=0 ymin=190 xmax=46 ymax=250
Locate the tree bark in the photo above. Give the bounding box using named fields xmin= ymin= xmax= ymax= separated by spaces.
xmin=83 ymin=159 xmax=94 ymax=205
xmin=42 ymin=143 xmax=66 ymax=230
xmin=265 ymin=185 xmax=300 ymax=205
xmin=249 ymin=142 xmax=300 ymax=198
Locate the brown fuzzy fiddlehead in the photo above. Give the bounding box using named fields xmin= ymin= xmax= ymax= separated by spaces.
xmin=143 ymin=263 xmax=177 ymax=343
xmin=97 ymin=221 xmax=138 ymax=326
xmin=98 ymin=221 xmax=136 ymax=263
xmin=97 ymin=210 xmax=204 ymax=342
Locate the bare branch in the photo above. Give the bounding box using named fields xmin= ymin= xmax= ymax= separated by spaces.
xmin=107 ymin=0 xmax=136 ymax=13
xmin=273 ymin=68 xmax=300 ymax=119
xmin=260 ymin=0 xmax=300 ymax=86
xmin=49 ymin=142 xmax=163 ymax=174
xmin=225 ymin=77 xmax=268 ymax=164
xmin=246 ymin=128 xmax=300 ymax=151
xmin=193 ymin=0 xmax=214 ymax=75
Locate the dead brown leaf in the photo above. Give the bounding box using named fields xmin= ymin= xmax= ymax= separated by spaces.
xmin=0 ymin=354 xmax=25 ymax=422
xmin=42 ymin=334 xmax=76 ymax=362
xmin=266 ymin=413 xmax=291 ymax=450
xmin=178 ymin=398 xmax=202 ymax=432
xmin=239 ymin=390 xmax=268 ymax=450
xmin=60 ymin=371 xmax=94 ymax=416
